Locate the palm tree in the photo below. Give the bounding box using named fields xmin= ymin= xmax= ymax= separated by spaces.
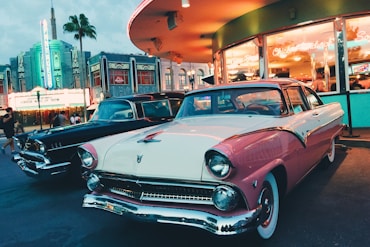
xmin=63 ymin=13 xmax=97 ymax=122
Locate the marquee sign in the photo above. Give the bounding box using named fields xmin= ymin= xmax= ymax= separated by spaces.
xmin=8 ymin=88 xmax=90 ymax=111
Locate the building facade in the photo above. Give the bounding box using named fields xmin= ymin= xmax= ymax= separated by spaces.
xmin=128 ymin=0 xmax=370 ymax=128
xmin=87 ymin=53 xmax=209 ymax=105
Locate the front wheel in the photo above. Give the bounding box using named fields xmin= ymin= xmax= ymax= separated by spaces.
xmin=256 ymin=173 xmax=279 ymax=239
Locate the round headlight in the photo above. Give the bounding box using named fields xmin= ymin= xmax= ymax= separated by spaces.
xmin=87 ymin=173 xmax=102 ymax=191
xmin=207 ymin=152 xmax=232 ymax=178
xmin=78 ymin=149 xmax=95 ymax=168
xmin=35 ymin=140 xmax=46 ymax=153
xmin=13 ymin=137 xmax=22 ymax=149
xmin=39 ymin=143 xmax=46 ymax=153
xmin=212 ymin=185 xmax=239 ymax=211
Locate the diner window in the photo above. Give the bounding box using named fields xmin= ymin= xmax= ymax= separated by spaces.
xmin=110 ymin=69 xmax=128 ymax=85
xmin=224 ymin=40 xmax=260 ymax=83
xmin=345 ymin=16 xmax=370 ymax=90
xmin=138 ymin=70 xmax=155 ymax=85
xmin=266 ymin=22 xmax=337 ymax=93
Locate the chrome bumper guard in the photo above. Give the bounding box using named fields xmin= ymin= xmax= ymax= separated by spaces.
xmin=83 ymin=193 xmax=262 ymax=235
xmin=16 ymin=153 xmax=71 ymax=178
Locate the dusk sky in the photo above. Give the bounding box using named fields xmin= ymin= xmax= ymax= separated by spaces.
xmin=0 ymin=0 xmax=143 ymax=64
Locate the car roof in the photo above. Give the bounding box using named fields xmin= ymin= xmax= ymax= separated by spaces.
xmin=185 ymin=78 xmax=305 ymax=96
xmin=103 ymin=91 xmax=185 ymax=103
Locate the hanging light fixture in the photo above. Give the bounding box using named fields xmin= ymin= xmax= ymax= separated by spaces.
xmin=182 ymin=0 xmax=190 ymax=8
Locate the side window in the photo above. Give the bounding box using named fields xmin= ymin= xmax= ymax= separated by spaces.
xmin=217 ymin=94 xmax=236 ymax=113
xmin=286 ymin=87 xmax=308 ymax=114
xmin=304 ymin=87 xmax=324 ymax=109
xmin=142 ymin=100 xmax=171 ymax=118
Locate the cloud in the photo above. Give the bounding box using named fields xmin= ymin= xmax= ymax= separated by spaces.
xmin=0 ymin=0 xmax=143 ymax=64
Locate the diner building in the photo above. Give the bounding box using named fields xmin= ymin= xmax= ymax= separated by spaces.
xmin=128 ymin=0 xmax=370 ymax=128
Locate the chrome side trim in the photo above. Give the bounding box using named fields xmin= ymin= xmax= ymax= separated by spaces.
xmin=83 ymin=193 xmax=261 ymax=235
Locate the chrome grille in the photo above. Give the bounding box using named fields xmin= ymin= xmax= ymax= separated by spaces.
xmin=100 ymin=176 xmax=215 ymax=205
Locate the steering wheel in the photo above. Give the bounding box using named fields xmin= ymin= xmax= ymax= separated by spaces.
xmin=246 ymin=103 xmax=273 ymax=111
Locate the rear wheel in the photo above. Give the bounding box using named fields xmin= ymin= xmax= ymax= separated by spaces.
xmin=325 ymin=139 xmax=336 ymax=164
xmin=256 ymin=173 xmax=279 ymax=239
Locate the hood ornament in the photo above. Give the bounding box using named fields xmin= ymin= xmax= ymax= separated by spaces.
xmin=137 ymin=154 xmax=144 ymax=164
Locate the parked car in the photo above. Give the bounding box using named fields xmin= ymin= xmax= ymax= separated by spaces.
xmin=13 ymin=92 xmax=184 ymax=180
xmin=79 ymin=79 xmax=344 ymax=239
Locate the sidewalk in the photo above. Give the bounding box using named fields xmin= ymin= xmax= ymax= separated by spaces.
xmin=339 ymin=127 xmax=370 ymax=149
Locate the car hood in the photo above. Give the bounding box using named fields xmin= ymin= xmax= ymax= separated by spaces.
xmin=100 ymin=115 xmax=283 ymax=181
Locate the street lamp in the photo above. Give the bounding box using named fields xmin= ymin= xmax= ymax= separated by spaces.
xmin=36 ymin=90 xmax=43 ymax=130
xmin=187 ymin=70 xmax=195 ymax=90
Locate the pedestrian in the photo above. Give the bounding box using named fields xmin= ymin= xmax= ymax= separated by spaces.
xmin=14 ymin=119 xmax=25 ymax=134
xmin=58 ymin=111 xmax=68 ymax=126
xmin=75 ymin=113 xmax=81 ymax=124
xmin=52 ymin=111 xmax=68 ymax=127
xmin=1 ymin=107 xmax=16 ymax=154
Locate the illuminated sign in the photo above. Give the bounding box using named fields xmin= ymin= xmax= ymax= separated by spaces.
xmin=8 ymin=88 xmax=90 ymax=111
xmin=41 ymin=19 xmax=53 ymax=89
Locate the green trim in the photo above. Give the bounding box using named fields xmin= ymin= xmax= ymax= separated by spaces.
xmin=213 ymin=0 xmax=370 ymax=52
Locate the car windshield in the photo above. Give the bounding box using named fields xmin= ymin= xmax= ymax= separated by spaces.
xmin=176 ymin=87 xmax=286 ymax=118
xmin=91 ymin=100 xmax=134 ymax=121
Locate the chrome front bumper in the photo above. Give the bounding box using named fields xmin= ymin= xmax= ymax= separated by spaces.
xmin=16 ymin=152 xmax=71 ymax=178
xmin=83 ymin=193 xmax=262 ymax=235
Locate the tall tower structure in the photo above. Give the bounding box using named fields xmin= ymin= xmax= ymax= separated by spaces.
xmin=50 ymin=0 xmax=57 ymax=40
xmin=41 ymin=19 xmax=53 ymax=89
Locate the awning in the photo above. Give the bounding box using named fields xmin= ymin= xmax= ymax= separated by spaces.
xmin=201 ymin=75 xmax=214 ymax=85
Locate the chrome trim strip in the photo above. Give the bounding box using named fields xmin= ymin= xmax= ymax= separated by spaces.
xmin=83 ymin=193 xmax=261 ymax=235
xmin=47 ymin=142 xmax=85 ymax=152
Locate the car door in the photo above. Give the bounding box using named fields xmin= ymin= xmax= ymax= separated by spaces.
xmin=284 ymin=86 xmax=323 ymax=175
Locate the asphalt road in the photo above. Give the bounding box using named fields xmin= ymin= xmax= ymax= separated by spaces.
xmin=0 ymin=139 xmax=369 ymax=247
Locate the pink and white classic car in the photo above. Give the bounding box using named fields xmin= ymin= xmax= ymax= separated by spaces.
xmin=79 ymin=79 xmax=344 ymax=239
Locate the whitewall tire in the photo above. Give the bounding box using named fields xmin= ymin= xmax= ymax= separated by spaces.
xmin=257 ymin=172 xmax=279 ymax=239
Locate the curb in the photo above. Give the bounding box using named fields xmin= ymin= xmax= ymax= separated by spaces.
xmin=338 ymin=138 xmax=370 ymax=149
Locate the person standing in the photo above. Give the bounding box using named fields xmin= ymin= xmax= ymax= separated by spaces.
xmin=58 ymin=111 xmax=68 ymax=126
xmin=1 ymin=107 xmax=16 ymax=154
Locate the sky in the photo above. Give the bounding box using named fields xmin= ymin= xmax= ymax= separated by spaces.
xmin=0 ymin=0 xmax=143 ymax=65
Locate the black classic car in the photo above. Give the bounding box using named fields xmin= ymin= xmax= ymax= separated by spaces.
xmin=13 ymin=92 xmax=184 ymax=180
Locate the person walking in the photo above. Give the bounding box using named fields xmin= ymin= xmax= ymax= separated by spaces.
xmin=53 ymin=111 xmax=68 ymax=127
xmin=1 ymin=107 xmax=16 ymax=154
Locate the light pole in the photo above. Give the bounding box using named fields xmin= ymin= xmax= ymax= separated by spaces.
xmin=187 ymin=70 xmax=195 ymax=90
xmin=36 ymin=90 xmax=43 ymax=130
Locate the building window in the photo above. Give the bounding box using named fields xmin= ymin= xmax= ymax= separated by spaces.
xmin=110 ymin=69 xmax=129 ymax=85
xmin=197 ymin=69 xmax=205 ymax=86
xmin=93 ymin=71 xmax=101 ymax=87
xmin=346 ymin=15 xmax=370 ymax=90
xmin=0 ymin=79 xmax=4 ymax=94
xmin=165 ymin=68 xmax=172 ymax=86
xmin=266 ymin=22 xmax=336 ymax=93
xmin=138 ymin=70 xmax=155 ymax=85
xmin=179 ymin=69 xmax=186 ymax=87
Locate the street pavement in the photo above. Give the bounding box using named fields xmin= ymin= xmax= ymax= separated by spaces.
xmin=0 ymin=129 xmax=369 ymax=246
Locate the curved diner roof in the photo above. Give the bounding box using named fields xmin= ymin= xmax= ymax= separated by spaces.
xmin=128 ymin=0 xmax=280 ymax=63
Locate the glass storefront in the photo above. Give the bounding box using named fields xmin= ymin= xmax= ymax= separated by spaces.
xmin=346 ymin=15 xmax=370 ymax=90
xmin=266 ymin=21 xmax=337 ymax=92
xmin=224 ymin=40 xmax=260 ymax=83
xmin=220 ymin=14 xmax=370 ymax=94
